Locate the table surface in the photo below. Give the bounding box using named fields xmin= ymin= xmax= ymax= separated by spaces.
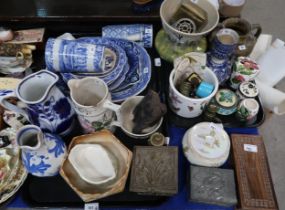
xmin=6 ymin=125 xmax=259 ymax=210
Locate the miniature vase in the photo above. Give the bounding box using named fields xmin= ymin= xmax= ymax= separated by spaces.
xmin=17 ymin=125 xmax=67 ymax=177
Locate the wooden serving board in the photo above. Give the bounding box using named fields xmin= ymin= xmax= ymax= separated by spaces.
xmin=231 ymin=134 xmax=278 ymax=210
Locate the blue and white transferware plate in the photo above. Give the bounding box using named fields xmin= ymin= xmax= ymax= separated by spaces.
xmin=79 ymin=37 xmax=152 ymax=102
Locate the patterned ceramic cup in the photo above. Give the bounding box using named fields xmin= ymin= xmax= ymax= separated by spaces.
xmin=236 ymin=98 xmax=259 ymax=124
xmin=210 ymin=28 xmax=239 ymax=59
xmin=168 ymin=67 xmax=219 ymax=118
xmin=102 ymin=24 xmax=153 ymax=48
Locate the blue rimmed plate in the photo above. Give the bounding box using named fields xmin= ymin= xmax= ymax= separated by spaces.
xmin=78 ymin=37 xmax=152 ymax=102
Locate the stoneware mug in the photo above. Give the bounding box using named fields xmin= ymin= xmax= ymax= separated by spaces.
xmin=219 ymin=0 xmax=246 ymax=17
xmin=67 ymin=77 xmax=115 ymax=134
xmin=222 ymin=18 xmax=262 ymax=56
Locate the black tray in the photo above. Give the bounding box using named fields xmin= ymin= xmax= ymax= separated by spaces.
xmin=158 ymin=60 xmax=265 ymax=128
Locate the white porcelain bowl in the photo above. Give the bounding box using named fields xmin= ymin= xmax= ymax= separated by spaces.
xmin=160 ymin=0 xmax=219 ymax=44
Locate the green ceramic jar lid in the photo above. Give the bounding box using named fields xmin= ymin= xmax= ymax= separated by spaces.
xmin=155 ymin=29 xmax=207 ymax=63
xmin=215 ymin=89 xmax=238 ymax=108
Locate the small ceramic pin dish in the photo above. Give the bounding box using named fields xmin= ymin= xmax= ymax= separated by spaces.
xmin=236 ymin=81 xmax=259 ymax=99
xmin=148 ymin=132 xmax=165 ymax=146
xmin=60 ymin=130 xmax=132 ymax=202
xmin=182 ymin=122 xmax=230 ymax=167
xmin=214 ymin=89 xmax=239 ymax=115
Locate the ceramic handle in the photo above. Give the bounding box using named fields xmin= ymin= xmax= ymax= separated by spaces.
xmin=0 ymin=90 xmax=28 ymax=119
xmin=102 ymin=100 xmax=122 ymax=127
xmin=251 ymin=24 xmax=262 ymax=38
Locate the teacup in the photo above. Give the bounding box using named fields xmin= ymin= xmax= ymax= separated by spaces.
xmin=210 ymin=28 xmax=239 ymax=59
xmin=102 ymin=24 xmax=153 ymax=48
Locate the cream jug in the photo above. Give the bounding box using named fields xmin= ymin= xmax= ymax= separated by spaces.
xmin=0 ymin=70 xmax=75 ymax=136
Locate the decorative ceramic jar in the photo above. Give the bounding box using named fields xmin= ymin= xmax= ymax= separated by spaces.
xmin=182 ymin=122 xmax=231 ymax=167
xmin=0 ymin=70 xmax=75 ymax=136
xmin=236 ymin=81 xmax=259 ymax=99
xmin=229 ymin=57 xmax=260 ymax=89
xmin=214 ymin=89 xmax=239 ymax=115
xmin=17 ymin=125 xmax=67 ymax=177
xmin=236 ymin=98 xmax=259 ymax=124
xmin=206 ymin=55 xmax=231 ymax=84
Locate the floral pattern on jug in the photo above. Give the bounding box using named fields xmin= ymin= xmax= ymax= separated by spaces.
xmin=17 ymin=125 xmax=67 ymax=177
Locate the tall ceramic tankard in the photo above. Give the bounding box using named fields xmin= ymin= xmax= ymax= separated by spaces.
xmin=0 ymin=70 xmax=75 ymax=136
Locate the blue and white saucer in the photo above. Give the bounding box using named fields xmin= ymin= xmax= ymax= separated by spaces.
xmin=79 ymin=37 xmax=152 ymax=102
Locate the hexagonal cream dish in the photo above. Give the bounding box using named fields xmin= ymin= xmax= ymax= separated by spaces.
xmin=68 ymin=144 xmax=116 ymax=185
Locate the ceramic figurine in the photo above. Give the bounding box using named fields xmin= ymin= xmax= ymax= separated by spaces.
xmin=132 ymin=90 xmax=166 ymax=134
xmin=102 ymin=24 xmax=153 ymax=48
xmin=68 ymin=77 xmax=115 ymax=133
xmin=0 ymin=70 xmax=75 ymax=136
xmin=229 ymin=57 xmax=260 ymax=89
xmin=214 ymin=89 xmax=239 ymax=115
xmin=182 ymin=122 xmax=231 ymax=167
xmin=160 ymin=0 xmax=219 ymax=44
xmin=17 ymin=125 xmax=67 ymax=177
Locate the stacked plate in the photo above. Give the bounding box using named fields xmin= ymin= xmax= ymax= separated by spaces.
xmin=46 ymin=36 xmax=151 ymax=103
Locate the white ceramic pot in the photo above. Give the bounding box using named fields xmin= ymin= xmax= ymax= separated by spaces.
xmin=168 ymin=68 xmax=219 ymax=118
xmin=160 ymin=0 xmax=219 ymax=44
xmin=182 ymin=122 xmax=230 ymax=167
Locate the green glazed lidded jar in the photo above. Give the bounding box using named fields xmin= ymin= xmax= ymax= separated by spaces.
xmin=214 ymin=89 xmax=239 ymax=115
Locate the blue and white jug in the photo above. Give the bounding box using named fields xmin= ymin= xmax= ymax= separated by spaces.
xmin=0 ymin=70 xmax=75 ymax=136
xmin=17 ymin=125 xmax=67 ymax=177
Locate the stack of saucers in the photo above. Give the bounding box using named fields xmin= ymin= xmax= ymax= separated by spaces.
xmin=45 ymin=36 xmax=151 ymax=102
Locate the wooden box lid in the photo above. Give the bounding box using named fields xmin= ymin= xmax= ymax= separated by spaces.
xmin=231 ymin=134 xmax=278 ymax=210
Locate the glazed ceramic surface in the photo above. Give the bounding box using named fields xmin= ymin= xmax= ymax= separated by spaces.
xmin=0 ymin=70 xmax=75 ymax=136
xmin=160 ymin=0 xmax=219 ymax=43
xmin=237 ymin=81 xmax=259 ymax=99
xmin=219 ymin=0 xmax=246 ymax=17
xmin=168 ymin=62 xmax=219 ymax=118
xmin=69 ymin=144 xmax=116 ymax=185
xmin=230 ymin=57 xmax=260 ymax=89
xmin=60 ymin=130 xmax=132 ymax=202
xmin=17 ymin=125 xmax=67 ymax=177
xmin=68 ymin=77 xmax=115 ymax=133
xmin=207 ymin=55 xmax=231 ymax=84
xmin=215 ymin=89 xmax=239 ymax=115
xmin=103 ymin=96 xmax=163 ymax=139
xmin=0 ymin=56 xmax=32 ymax=75
xmin=236 ymin=98 xmax=259 ymax=123
xmin=209 ymin=28 xmax=239 ymax=59
xmin=102 ymin=24 xmax=153 ymax=48
xmin=0 ymin=128 xmax=27 ymax=204
xmin=182 ymin=122 xmax=230 ymax=167
xmin=78 ymin=37 xmax=152 ymax=102
xmin=45 ymin=38 xmax=120 ymax=75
